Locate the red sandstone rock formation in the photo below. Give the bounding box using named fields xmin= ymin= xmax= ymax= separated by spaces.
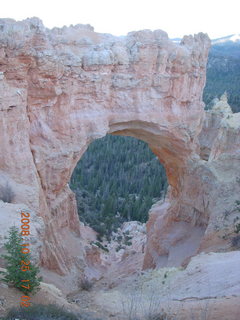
xmin=143 ymin=96 xmax=240 ymax=269
xmin=1 ymin=17 xmax=239 ymax=276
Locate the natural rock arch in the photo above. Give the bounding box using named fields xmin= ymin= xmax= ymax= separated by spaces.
xmin=0 ymin=17 xmax=222 ymax=275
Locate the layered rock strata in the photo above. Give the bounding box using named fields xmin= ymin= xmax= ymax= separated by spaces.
xmin=2 ymin=18 xmax=236 ymax=274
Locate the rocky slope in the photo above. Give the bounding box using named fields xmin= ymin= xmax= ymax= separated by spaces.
xmin=93 ymin=251 xmax=240 ymax=319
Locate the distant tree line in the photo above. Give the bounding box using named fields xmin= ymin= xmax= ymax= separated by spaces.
xmin=70 ymin=135 xmax=167 ymax=240
xmin=203 ymin=41 xmax=240 ymax=113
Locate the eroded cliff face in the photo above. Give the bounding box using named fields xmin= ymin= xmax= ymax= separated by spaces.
xmin=2 ymin=17 xmax=237 ymax=276
xmin=143 ymin=95 xmax=240 ymax=269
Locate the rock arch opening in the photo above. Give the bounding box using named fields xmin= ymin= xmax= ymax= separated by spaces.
xmin=66 ymin=122 xmax=209 ymax=277
xmin=70 ymin=134 xmax=168 ymax=242
xmin=0 ymin=18 xmax=214 ymax=280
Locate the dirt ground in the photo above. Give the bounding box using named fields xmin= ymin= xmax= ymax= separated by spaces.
xmin=1 ymin=271 xmax=240 ymax=320
xmin=1 ymin=251 xmax=240 ymax=320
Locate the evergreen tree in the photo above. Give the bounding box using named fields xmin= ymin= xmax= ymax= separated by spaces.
xmin=0 ymin=226 xmax=42 ymax=295
xmin=70 ymin=135 xmax=167 ymax=240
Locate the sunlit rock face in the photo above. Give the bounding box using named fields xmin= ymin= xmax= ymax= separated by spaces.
xmin=0 ymin=17 xmax=227 ymax=274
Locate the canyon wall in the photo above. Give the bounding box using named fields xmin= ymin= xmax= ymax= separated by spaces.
xmin=1 ymin=18 xmax=238 ymax=276
xmin=143 ymin=95 xmax=240 ymax=268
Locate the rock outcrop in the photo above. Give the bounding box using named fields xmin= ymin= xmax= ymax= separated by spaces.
xmin=95 ymin=251 xmax=240 ymax=320
xmin=143 ymin=96 xmax=240 ymax=269
xmin=1 ymin=17 xmax=239 ymax=277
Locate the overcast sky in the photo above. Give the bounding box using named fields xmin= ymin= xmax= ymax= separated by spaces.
xmin=1 ymin=0 xmax=239 ymax=39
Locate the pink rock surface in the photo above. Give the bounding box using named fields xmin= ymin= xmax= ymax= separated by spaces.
xmin=1 ymin=18 xmax=239 ymax=277
xmin=144 ymin=98 xmax=240 ymax=269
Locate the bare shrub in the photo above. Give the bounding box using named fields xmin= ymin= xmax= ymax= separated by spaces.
xmin=79 ymin=277 xmax=94 ymax=291
xmin=122 ymin=291 xmax=139 ymax=320
xmin=122 ymin=288 xmax=172 ymax=320
xmin=189 ymin=299 xmax=214 ymax=320
xmin=0 ymin=182 xmax=15 ymax=203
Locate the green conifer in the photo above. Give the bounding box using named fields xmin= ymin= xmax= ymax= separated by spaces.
xmin=0 ymin=226 xmax=42 ymax=295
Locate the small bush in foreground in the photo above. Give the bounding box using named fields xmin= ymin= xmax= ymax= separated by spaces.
xmin=3 ymin=304 xmax=78 ymax=320
xmin=0 ymin=182 xmax=15 ymax=203
xmin=79 ymin=277 xmax=94 ymax=291
xmin=0 ymin=226 xmax=42 ymax=295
